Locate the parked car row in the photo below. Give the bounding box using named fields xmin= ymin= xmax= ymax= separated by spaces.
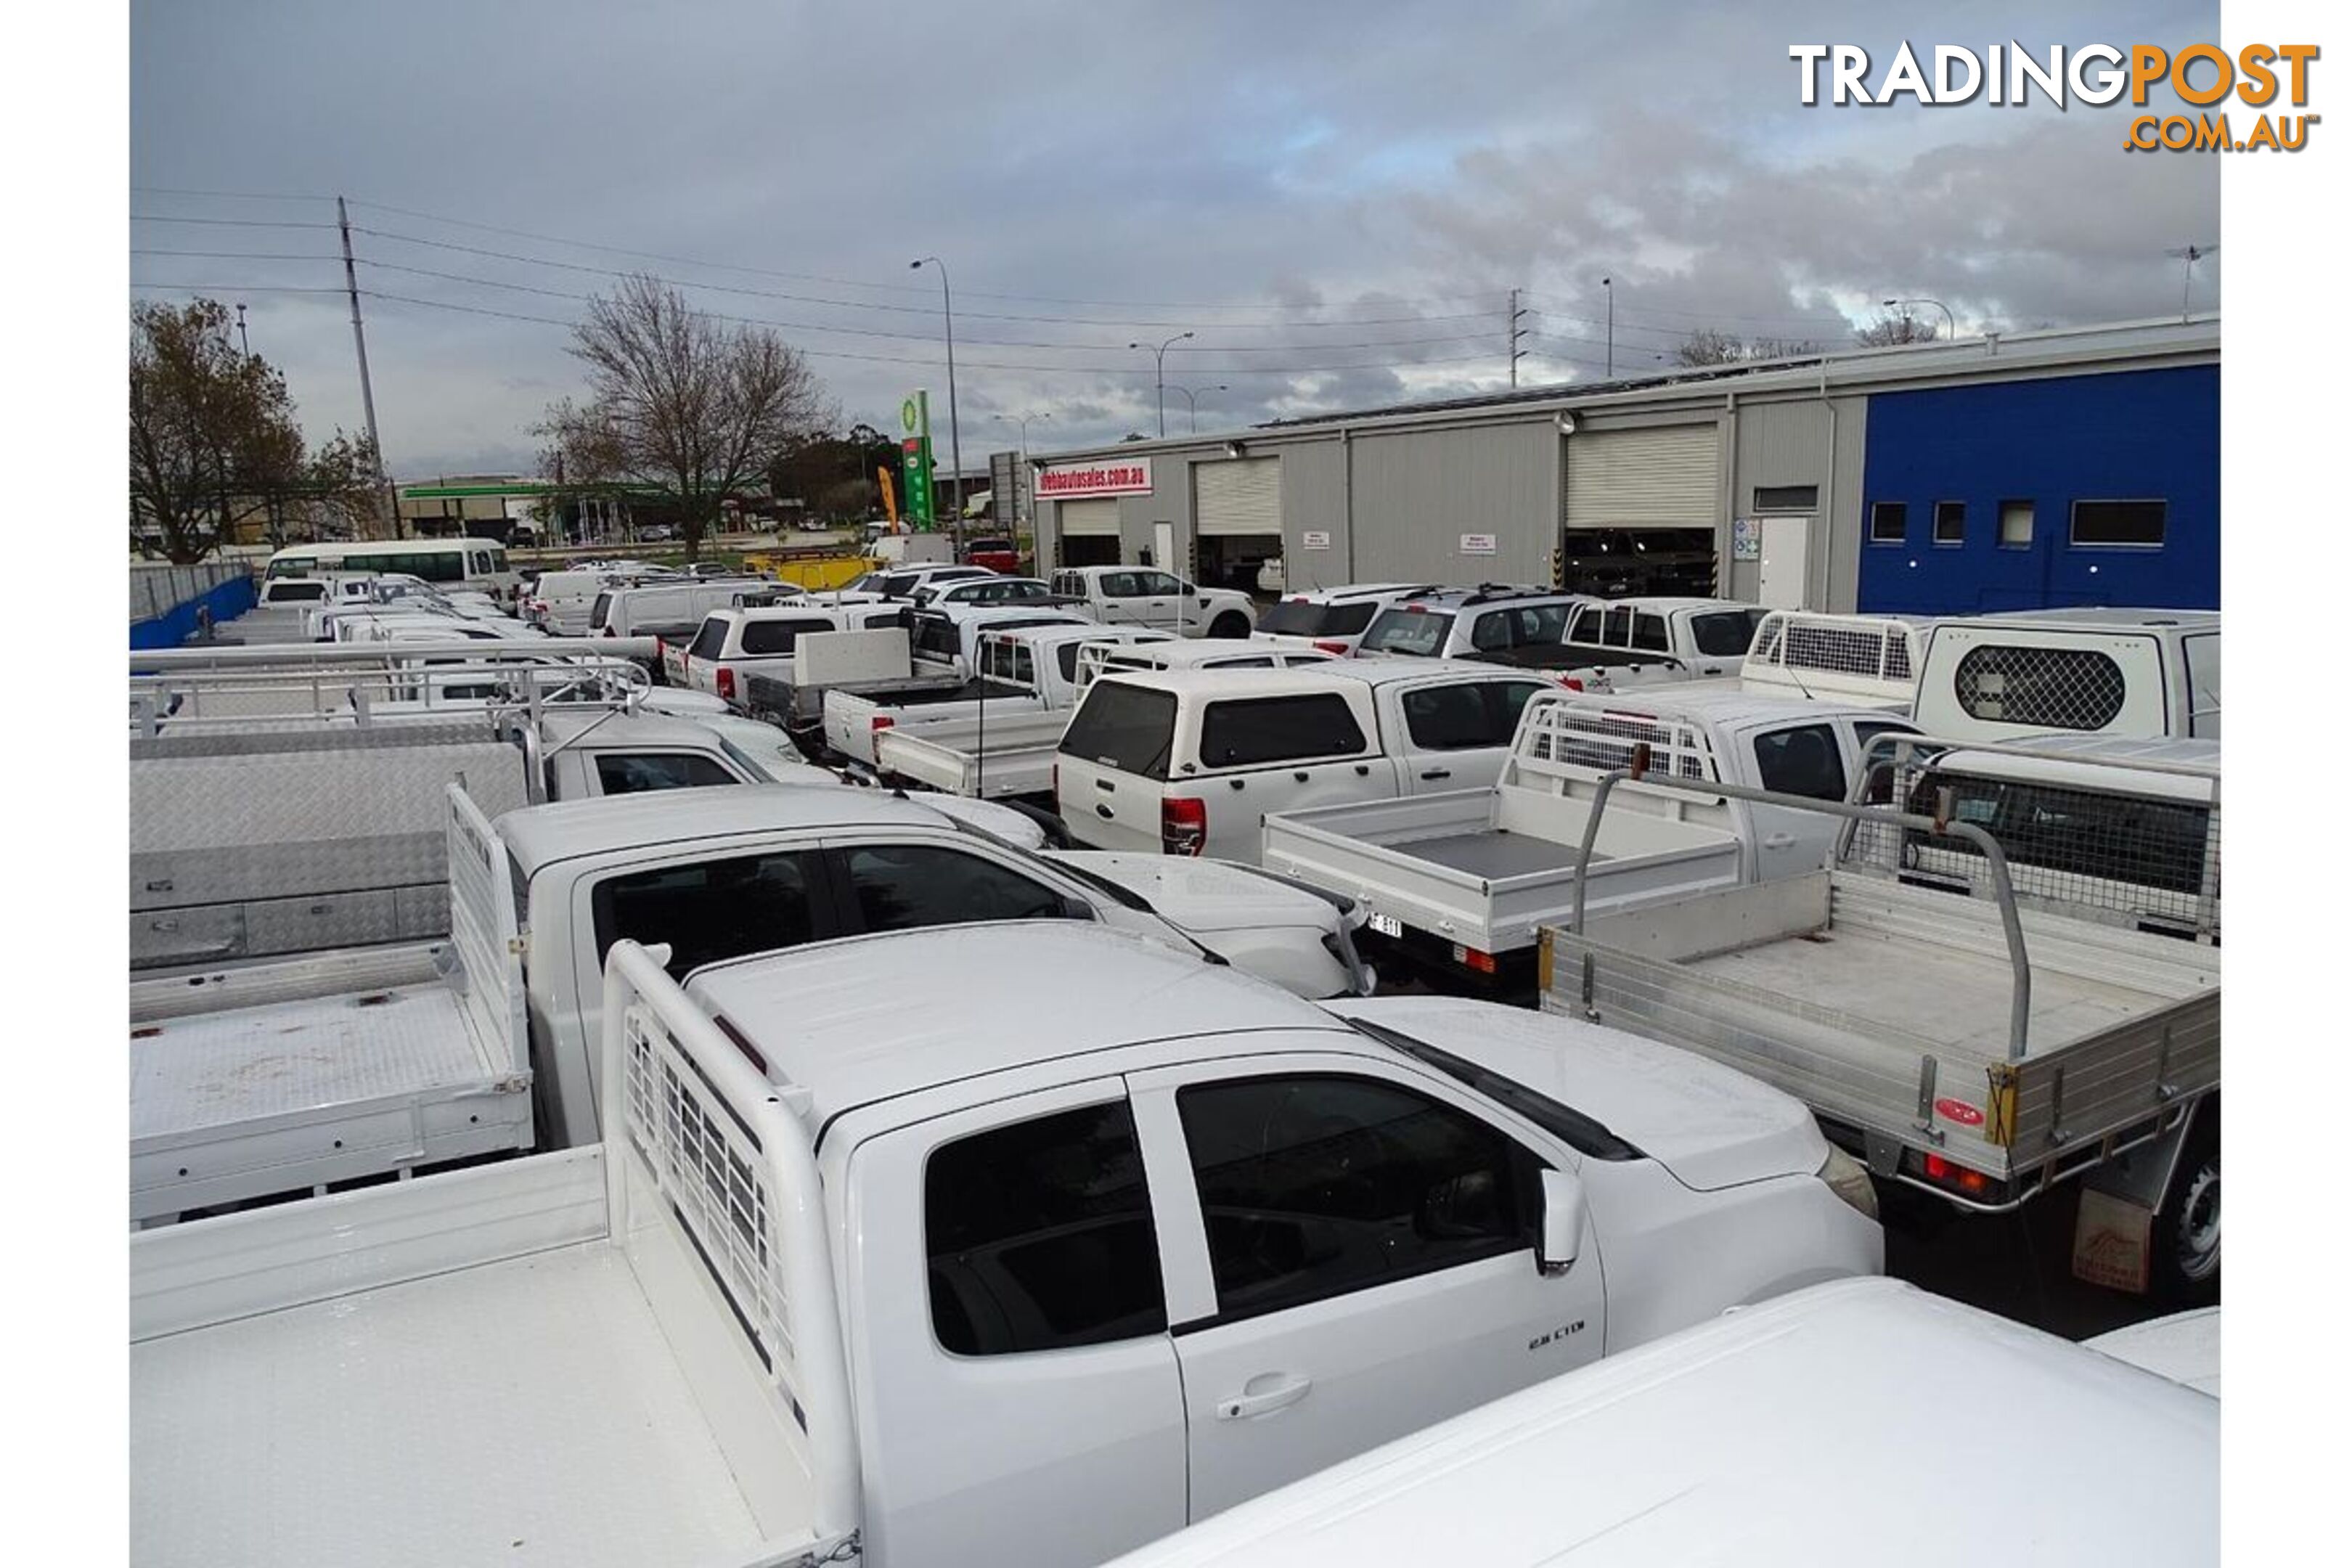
xmin=125 ymin=579 xmax=2222 ymax=1567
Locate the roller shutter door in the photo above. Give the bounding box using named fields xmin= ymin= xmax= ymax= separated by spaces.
xmin=1194 ymin=457 xmax=1281 ymax=537
xmin=1058 ymin=498 xmax=1121 ymax=536
xmin=1563 ymin=425 xmax=1720 ymax=528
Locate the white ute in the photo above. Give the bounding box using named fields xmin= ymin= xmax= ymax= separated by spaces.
xmin=131 ymin=923 xmax=1881 ymax=1568
xmin=1056 ymin=662 xmax=1556 ymax=865
xmin=1052 ymin=563 xmax=1258 ymax=638
xmin=1103 ymin=1277 xmax=2215 ymax=1568
xmin=1259 ymin=687 xmax=1915 ymax=982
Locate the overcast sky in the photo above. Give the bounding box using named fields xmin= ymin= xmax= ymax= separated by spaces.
xmin=130 ymin=1 xmax=2219 ymax=479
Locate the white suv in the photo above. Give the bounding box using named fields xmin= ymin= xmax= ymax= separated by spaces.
xmin=1356 ymin=586 xmax=1590 ymax=661
xmin=1252 ymin=583 xmax=1445 ymax=656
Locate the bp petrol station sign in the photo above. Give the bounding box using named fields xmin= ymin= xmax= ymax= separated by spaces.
xmin=899 ymin=392 xmax=937 ymax=528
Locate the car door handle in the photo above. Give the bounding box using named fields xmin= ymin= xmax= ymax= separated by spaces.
xmin=1218 ymin=1373 xmax=1312 ymax=1421
xmin=1762 ymin=831 xmax=1797 ymax=849
xmin=1420 ymin=768 xmax=1451 ymax=780
xmin=1354 ymin=764 xmax=1371 ymax=777
xmin=1096 ymin=778 xmax=1116 ymax=792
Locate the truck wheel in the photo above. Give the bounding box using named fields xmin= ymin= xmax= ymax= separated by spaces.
xmin=1209 ymin=611 xmax=1251 ymax=640
xmin=2151 ymin=1119 xmax=2220 ymax=1304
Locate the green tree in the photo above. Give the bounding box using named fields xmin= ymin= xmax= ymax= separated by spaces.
xmin=1673 ymin=328 xmax=1822 ymax=367
xmin=537 ymin=274 xmax=831 ymax=560
xmin=129 ymin=298 xmax=306 ymax=563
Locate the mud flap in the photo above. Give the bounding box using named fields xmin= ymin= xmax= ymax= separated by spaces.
xmin=2073 ymin=1188 xmax=2154 ymax=1294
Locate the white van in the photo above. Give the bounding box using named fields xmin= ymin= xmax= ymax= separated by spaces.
xmin=589 ymin=576 xmax=774 ymax=642
xmin=1055 ymin=661 xmax=1551 ymax=862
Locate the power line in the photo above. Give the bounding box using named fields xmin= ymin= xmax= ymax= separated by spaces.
xmin=131 ymin=282 xmax=351 ymax=294
xmin=344 ymin=195 xmax=1509 ymax=314
xmin=131 ymin=185 xmax=335 ymax=202
xmin=130 ymin=213 xmax=342 ymax=230
xmin=131 ymin=248 xmax=340 ymax=263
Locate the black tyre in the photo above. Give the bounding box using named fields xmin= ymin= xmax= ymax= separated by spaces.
xmin=1209 ymin=612 xmax=1251 ymax=640
xmin=2151 ymin=1114 xmax=2220 ymax=1304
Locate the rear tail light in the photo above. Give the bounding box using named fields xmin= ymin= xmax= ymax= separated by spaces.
xmin=1917 ymin=1152 xmax=1994 ymax=1199
xmin=1557 ymin=676 xmax=1585 ymax=690
xmin=716 ymin=666 xmax=736 ymax=701
xmin=1451 ymin=943 xmax=1499 ymax=975
xmin=872 ymin=714 xmax=894 ymax=735
xmin=1312 ymin=640 xmax=1350 ymax=655
xmin=1161 ymin=796 xmax=1208 ymax=857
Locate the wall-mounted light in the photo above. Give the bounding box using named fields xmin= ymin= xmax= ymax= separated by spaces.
xmin=1223 ymin=440 xmax=1246 ymax=460
xmin=1556 ymin=412 xmax=1578 ymax=435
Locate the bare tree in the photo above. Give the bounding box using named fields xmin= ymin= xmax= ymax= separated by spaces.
xmin=1673 ymin=328 xmax=1824 ymax=367
xmin=537 ymin=274 xmax=830 ymax=560
xmin=1855 ymin=314 xmax=1941 ymax=348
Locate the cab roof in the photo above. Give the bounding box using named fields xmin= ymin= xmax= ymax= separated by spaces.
xmin=1553 ymin=685 xmax=1895 ymax=725
xmin=1950 ymin=607 xmax=2218 ymax=631
xmin=496 ymin=782 xmax=952 ymax=876
xmin=685 ymin=923 xmax=1352 ymax=1127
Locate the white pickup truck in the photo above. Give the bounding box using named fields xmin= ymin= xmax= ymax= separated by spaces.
xmin=1259 ymin=687 xmax=1914 ymax=984
xmin=1909 ymin=608 xmax=2218 ymax=742
xmin=666 ymin=602 xmax=913 ymax=701
xmin=1103 ymin=1277 xmax=2216 ymax=1568
xmin=1557 ymin=596 xmax=1769 ymax=680
xmin=828 ymin=623 xmax=1177 ymax=773
xmin=1057 ymin=661 xmax=1558 ymax=865
xmin=1050 ymin=563 xmax=1258 ymax=637
xmin=130 ymin=921 xmax=1881 ymax=1568
xmin=128 ymin=783 xmax=1391 ymax=1224
xmin=1543 ymin=764 xmax=2221 ymax=1299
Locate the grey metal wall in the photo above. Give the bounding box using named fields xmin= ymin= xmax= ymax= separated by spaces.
xmin=1347 ymin=419 xmax=1559 ymax=587
xmin=1278 ymin=439 xmax=1349 ymax=588
xmin=1727 ymin=396 xmax=1869 ymax=611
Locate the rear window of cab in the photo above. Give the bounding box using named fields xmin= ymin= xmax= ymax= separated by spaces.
xmin=1058 ymin=682 xmax=1180 ymax=780
xmin=1360 ymin=608 xmax=1454 ymax=656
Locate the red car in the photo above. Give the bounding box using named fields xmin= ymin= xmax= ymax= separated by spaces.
xmin=962 ymin=537 xmax=1021 ymax=573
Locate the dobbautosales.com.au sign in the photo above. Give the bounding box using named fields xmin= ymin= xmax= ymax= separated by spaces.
xmin=1037 ymin=460 xmax=1153 ymax=499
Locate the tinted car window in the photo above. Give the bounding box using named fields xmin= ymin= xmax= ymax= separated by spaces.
xmin=740 ymin=617 xmax=833 ymax=656
xmin=591 ymin=851 xmax=824 ymax=977
xmin=1402 ymin=682 xmax=1496 ymax=750
xmin=1196 ymin=694 xmax=1368 ymax=768
xmin=843 ymin=844 xmax=1069 ymax=931
xmin=686 ymin=617 xmax=729 ymax=660
xmin=1257 ymin=600 xmax=1377 ymax=638
xmin=1630 ymin=613 xmax=1670 ymax=653
xmin=593 ymin=751 xmax=743 ymax=794
xmin=266 ymin=581 xmax=327 ymax=603
xmin=1177 ymin=1075 xmax=1531 ymax=1320
xmin=1902 ymin=773 xmax=2213 ymax=897
xmin=1100 ymin=572 xmax=1142 ymax=597
xmin=1751 ymin=723 xmax=1847 ymax=801
xmin=1690 ymin=609 xmax=1765 ymax=658
xmin=927 ymin=1101 xmax=1167 ymax=1356
xmin=1059 ymin=682 xmax=1180 ymax=780
xmin=589 ymin=591 xmax=615 ymax=629
xmin=1568 ymin=605 xmax=1605 ymax=644
xmin=1360 ymin=609 xmax=1453 ymax=658
xmin=1136 ymin=571 xmax=1186 ymax=596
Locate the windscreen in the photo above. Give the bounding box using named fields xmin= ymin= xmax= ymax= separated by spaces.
xmin=1058 ymin=682 xmax=1179 ymax=780
xmin=1257 ymin=600 xmax=1377 ymax=637
xmin=1359 ymin=608 xmax=1454 ymax=657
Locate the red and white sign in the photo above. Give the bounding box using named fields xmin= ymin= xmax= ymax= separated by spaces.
xmin=1037 ymin=459 xmax=1153 ymax=499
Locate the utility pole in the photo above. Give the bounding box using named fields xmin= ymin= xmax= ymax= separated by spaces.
xmin=2164 ymin=245 xmax=2219 ymax=322
xmin=337 ymin=195 xmax=394 ymax=539
xmin=1601 ymin=277 xmax=1614 ymax=378
xmin=234 ymin=302 xmax=250 ymax=357
xmin=1508 ymin=288 xmax=1530 ymax=387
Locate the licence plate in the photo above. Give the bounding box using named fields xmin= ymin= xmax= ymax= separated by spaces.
xmin=1367 ymin=911 xmax=1403 ymax=939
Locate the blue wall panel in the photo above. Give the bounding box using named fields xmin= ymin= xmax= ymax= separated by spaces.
xmin=129 ymin=572 xmax=259 ymax=650
xmin=1855 ymin=366 xmax=2218 ymax=614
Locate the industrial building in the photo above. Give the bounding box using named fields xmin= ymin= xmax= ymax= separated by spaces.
xmin=1026 ymin=315 xmax=2218 ymax=615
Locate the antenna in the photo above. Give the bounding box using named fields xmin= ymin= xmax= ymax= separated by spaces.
xmin=1508 ymin=287 xmax=1530 ymax=387
xmin=2163 ymin=243 xmax=2220 ymax=321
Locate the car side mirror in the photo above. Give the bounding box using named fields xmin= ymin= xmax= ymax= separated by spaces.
xmin=1538 ymin=1166 xmax=1587 ymax=1275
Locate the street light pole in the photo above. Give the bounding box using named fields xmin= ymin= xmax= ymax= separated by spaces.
xmin=1169 ymin=383 xmax=1227 ymax=434
xmin=910 ymin=256 xmax=963 ymax=530
xmin=1882 ymin=297 xmax=1957 ymax=339
xmin=1129 ymin=331 xmax=1195 ymax=438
